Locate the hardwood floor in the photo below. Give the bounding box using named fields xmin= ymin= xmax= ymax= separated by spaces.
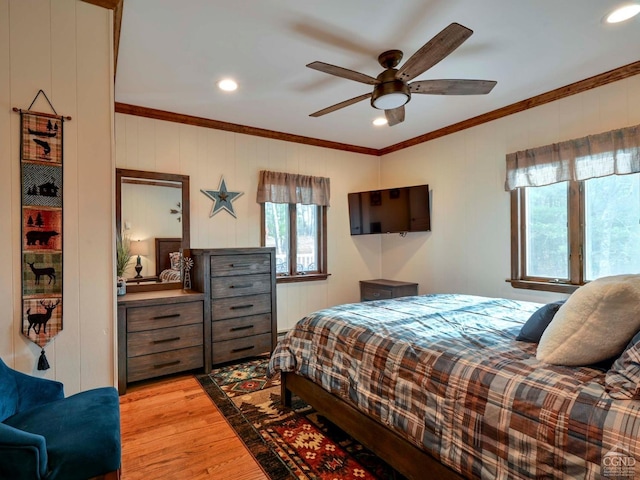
xmin=119 ymin=375 xmax=269 ymax=480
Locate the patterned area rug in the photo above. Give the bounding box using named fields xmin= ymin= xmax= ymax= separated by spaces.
xmin=195 ymin=356 xmax=404 ymax=480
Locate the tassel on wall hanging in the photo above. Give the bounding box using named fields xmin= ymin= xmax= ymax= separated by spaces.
xmin=14 ymin=90 xmax=71 ymax=370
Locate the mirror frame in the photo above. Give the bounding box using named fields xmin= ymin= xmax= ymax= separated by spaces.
xmin=116 ymin=168 xmax=190 ymax=292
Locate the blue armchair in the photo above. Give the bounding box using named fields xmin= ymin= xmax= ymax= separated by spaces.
xmin=0 ymin=358 xmax=121 ymax=480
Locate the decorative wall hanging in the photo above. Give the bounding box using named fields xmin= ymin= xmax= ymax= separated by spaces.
xmin=200 ymin=176 xmax=244 ymax=218
xmin=170 ymin=202 xmax=182 ymax=222
xmin=14 ymin=90 xmax=71 ymax=370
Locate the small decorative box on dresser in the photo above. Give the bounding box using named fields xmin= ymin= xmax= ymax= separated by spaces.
xmin=360 ymin=279 xmax=419 ymax=301
xmin=117 ymin=290 xmax=205 ymax=394
xmin=190 ymin=247 xmax=277 ymax=372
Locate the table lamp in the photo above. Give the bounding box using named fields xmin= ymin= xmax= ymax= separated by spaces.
xmin=129 ymin=240 xmax=149 ymax=278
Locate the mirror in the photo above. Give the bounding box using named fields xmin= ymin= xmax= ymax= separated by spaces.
xmin=116 ymin=168 xmax=190 ymax=292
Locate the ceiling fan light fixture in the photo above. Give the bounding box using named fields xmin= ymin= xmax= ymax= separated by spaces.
xmin=371 ymin=80 xmax=411 ymax=110
xmin=605 ymin=4 xmax=640 ymax=23
xmin=372 ymin=92 xmax=410 ymax=110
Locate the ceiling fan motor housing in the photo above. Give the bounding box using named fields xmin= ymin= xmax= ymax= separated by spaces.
xmin=371 ymin=68 xmax=411 ymax=110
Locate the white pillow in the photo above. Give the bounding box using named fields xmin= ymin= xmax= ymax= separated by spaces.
xmin=537 ymin=274 xmax=640 ymax=366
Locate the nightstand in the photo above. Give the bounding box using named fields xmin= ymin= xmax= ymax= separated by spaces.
xmin=360 ymin=279 xmax=418 ymax=301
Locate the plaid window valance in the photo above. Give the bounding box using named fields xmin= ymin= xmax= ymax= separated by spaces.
xmin=505 ymin=123 xmax=640 ymax=190
xmin=256 ymin=170 xmax=330 ymax=206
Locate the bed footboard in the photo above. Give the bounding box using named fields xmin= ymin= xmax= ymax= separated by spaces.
xmin=280 ymin=372 xmax=465 ymax=480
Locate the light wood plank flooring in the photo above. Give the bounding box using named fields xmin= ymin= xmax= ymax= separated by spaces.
xmin=119 ymin=375 xmax=269 ymax=480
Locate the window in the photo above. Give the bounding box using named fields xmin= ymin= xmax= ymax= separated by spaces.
xmin=257 ymin=170 xmax=330 ymax=283
xmin=507 ymin=123 xmax=640 ymax=292
xmin=262 ymin=202 xmax=326 ymax=279
xmin=512 ymin=174 xmax=640 ymax=292
xmin=524 ymin=182 xmax=569 ymax=280
xmin=584 ymin=174 xmax=640 ymax=280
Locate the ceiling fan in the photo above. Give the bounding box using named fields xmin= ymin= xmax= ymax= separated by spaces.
xmin=307 ymin=22 xmax=497 ymax=126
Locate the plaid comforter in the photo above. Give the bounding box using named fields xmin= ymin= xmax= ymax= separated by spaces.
xmin=268 ymin=294 xmax=640 ymax=479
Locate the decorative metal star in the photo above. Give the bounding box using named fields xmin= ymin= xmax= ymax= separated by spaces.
xmin=200 ymin=177 xmax=244 ymax=218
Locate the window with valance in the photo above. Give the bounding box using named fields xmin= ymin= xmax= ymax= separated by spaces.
xmin=506 ymin=123 xmax=640 ymax=292
xmin=257 ymin=170 xmax=330 ymax=282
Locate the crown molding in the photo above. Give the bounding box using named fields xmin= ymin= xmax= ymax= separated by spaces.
xmin=379 ymin=60 xmax=640 ymax=156
xmin=114 ymin=103 xmax=380 ymax=156
xmin=81 ymin=0 xmax=120 ymax=9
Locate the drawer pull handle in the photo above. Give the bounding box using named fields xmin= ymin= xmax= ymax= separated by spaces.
xmin=154 ymin=360 xmax=180 ymax=369
xmin=231 ymin=345 xmax=255 ymax=353
xmin=230 ymin=263 xmax=251 ymax=268
xmin=153 ymin=337 xmax=181 ymax=344
xmin=230 ymin=284 xmax=252 ymax=289
xmin=152 ymin=313 xmax=181 ymax=320
xmin=230 ymin=325 xmax=254 ymax=332
xmin=372 ymin=292 xmax=380 ymax=297
xmin=231 ymin=304 xmax=254 ymax=310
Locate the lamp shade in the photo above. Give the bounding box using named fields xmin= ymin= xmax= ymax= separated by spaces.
xmin=129 ymin=240 xmax=149 ymax=256
xmin=372 ymin=92 xmax=409 ymax=110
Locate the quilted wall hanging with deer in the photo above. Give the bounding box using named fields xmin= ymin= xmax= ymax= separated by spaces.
xmin=16 ymin=91 xmax=71 ymax=370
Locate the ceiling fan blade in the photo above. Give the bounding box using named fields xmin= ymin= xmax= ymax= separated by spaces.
xmin=307 ymin=61 xmax=379 ymax=85
xmin=310 ymin=93 xmax=372 ymax=117
xmin=410 ymin=79 xmax=497 ymax=95
xmin=396 ymin=23 xmax=473 ymax=83
xmin=385 ymin=106 xmax=405 ymax=126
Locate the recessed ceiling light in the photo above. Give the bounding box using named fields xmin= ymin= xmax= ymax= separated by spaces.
xmin=218 ymin=79 xmax=238 ymax=92
xmin=605 ymin=4 xmax=640 ymax=23
xmin=373 ymin=117 xmax=388 ymax=126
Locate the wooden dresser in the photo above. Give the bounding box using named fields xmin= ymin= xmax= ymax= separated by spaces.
xmin=190 ymin=247 xmax=277 ymax=372
xmin=360 ymin=279 xmax=418 ymax=301
xmin=117 ymin=289 xmax=205 ymax=394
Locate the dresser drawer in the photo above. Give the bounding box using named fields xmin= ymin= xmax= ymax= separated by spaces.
xmin=210 ymin=254 xmax=271 ymax=277
xmin=210 ymin=274 xmax=271 ymax=299
xmin=361 ymin=286 xmax=393 ymax=301
xmin=212 ymin=314 xmax=271 ymax=342
xmin=212 ymin=293 xmax=271 ymax=321
xmin=127 ymin=323 xmax=203 ymax=357
xmin=212 ymin=333 xmax=272 ymax=364
xmin=127 ymin=301 xmax=203 ymax=332
xmin=127 ymin=346 xmax=203 ymax=383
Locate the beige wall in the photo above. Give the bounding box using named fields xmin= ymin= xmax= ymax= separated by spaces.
xmin=115 ymin=114 xmax=382 ymax=331
xmin=380 ymin=75 xmax=640 ymax=304
xmin=0 ymin=0 xmax=114 ymax=393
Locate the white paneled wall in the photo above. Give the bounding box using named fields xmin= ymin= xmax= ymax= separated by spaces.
xmin=115 ymin=114 xmax=381 ymax=331
xmin=0 ymin=0 xmax=113 ymax=392
xmin=380 ymin=75 xmax=640 ymax=304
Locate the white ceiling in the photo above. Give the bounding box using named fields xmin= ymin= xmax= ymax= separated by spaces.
xmin=115 ymin=0 xmax=640 ymax=150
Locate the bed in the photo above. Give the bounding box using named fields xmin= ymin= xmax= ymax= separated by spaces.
xmin=268 ymin=294 xmax=640 ymax=480
xmin=154 ymin=237 xmax=182 ymax=282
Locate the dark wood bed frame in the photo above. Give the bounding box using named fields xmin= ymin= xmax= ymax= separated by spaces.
xmin=281 ymin=372 xmax=465 ymax=480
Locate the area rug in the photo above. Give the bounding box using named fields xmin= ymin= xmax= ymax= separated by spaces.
xmin=195 ymin=356 xmax=404 ymax=480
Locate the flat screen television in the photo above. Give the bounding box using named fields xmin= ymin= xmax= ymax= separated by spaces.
xmin=348 ymin=184 xmax=431 ymax=235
